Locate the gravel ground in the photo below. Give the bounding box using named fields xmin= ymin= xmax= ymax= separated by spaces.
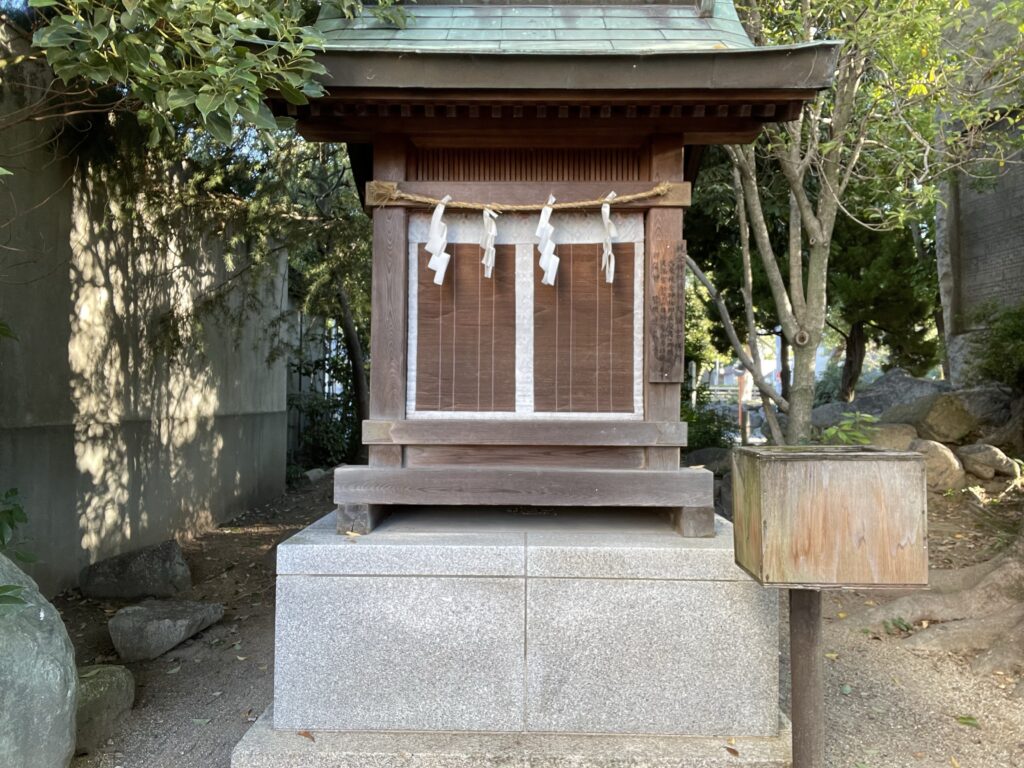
xmin=56 ymin=478 xmax=1024 ymax=768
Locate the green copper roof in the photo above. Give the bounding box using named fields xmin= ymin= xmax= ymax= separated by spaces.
xmin=317 ymin=3 xmax=755 ymax=55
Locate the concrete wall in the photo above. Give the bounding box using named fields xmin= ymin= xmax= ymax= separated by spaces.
xmin=0 ymin=52 xmax=287 ymax=595
xmin=936 ymin=1 xmax=1024 ymax=386
xmin=936 ymin=141 xmax=1024 ymax=387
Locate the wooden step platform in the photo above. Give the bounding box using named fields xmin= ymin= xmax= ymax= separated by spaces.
xmin=334 ymin=466 xmax=715 ymax=537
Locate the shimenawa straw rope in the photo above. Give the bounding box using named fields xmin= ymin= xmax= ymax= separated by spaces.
xmin=374 ymin=182 xmax=673 ymax=212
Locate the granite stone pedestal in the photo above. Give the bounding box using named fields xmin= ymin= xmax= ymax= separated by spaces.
xmin=233 ymin=508 xmax=789 ymax=767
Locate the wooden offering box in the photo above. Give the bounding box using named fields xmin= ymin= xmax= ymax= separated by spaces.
xmin=732 ymin=446 xmax=929 ymax=589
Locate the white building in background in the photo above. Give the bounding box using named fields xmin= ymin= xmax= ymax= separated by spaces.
xmin=703 ymin=335 xmax=836 ymax=403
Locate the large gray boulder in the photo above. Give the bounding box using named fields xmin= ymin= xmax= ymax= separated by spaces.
xmin=76 ymin=665 xmax=134 ymax=755
xmin=882 ymin=393 xmax=977 ymax=444
xmin=869 ymin=423 xmax=919 ymax=451
xmin=910 ymin=439 xmax=968 ymax=491
xmin=853 ymin=369 xmax=950 ymax=414
xmin=108 ymin=599 xmax=223 ymax=662
xmin=955 ymin=444 xmax=1021 ymax=480
xmin=79 ymin=540 xmax=191 ymax=600
xmin=953 ymin=386 xmax=1014 ymax=432
xmin=811 ymin=402 xmax=856 ymax=430
xmin=813 ymin=369 xmax=951 ymax=430
xmin=683 ymin=447 xmax=732 ymax=475
xmin=0 ymin=554 xmax=77 ymax=768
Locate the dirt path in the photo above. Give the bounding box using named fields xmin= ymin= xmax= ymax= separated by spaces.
xmin=60 ymin=479 xmax=332 ymax=768
xmin=57 ymin=480 xmax=1024 ymax=768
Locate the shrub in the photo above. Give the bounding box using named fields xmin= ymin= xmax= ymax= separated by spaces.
xmin=288 ymin=390 xmax=359 ymax=470
xmin=681 ymin=386 xmax=738 ymax=450
xmin=814 ymin=361 xmax=843 ymax=406
xmin=969 ymin=304 xmax=1024 ymax=391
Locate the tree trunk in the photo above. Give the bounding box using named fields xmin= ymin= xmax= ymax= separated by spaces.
xmin=779 ymin=332 xmax=791 ymax=401
xmin=838 ymin=321 xmax=866 ymax=402
xmin=336 ymin=284 xmax=369 ymax=460
xmin=787 ymin=342 xmax=818 ymax=443
xmin=908 ymin=220 xmax=949 ymax=381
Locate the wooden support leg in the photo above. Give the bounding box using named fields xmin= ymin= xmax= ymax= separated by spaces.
xmin=790 ymin=589 xmax=824 ymax=768
xmin=336 ymin=504 xmax=389 ymax=535
xmin=671 ymin=506 xmax=715 ymax=537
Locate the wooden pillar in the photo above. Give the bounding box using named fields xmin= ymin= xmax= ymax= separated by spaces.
xmin=790 ymin=589 xmax=825 ymax=768
xmin=646 ymin=137 xmax=709 ymax=535
xmin=644 ymin=136 xmax=685 ymax=473
xmin=368 ymin=136 xmax=408 ymax=469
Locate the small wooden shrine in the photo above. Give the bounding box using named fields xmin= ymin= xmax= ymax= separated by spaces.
xmin=281 ymin=1 xmax=839 ymax=536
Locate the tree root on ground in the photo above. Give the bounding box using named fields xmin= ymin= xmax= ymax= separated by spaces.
xmin=861 ymin=550 xmax=1024 ymax=674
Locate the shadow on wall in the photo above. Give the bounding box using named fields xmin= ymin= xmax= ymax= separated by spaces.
xmin=0 ymin=93 xmax=287 ymax=594
xmin=66 ymin=158 xmax=287 ymax=572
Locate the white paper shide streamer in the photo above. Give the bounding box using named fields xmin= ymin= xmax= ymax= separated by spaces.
xmin=480 ymin=208 xmax=499 ymax=278
xmin=425 ymin=195 xmax=452 ymax=285
xmin=536 ymin=195 xmax=559 ymax=286
xmin=601 ymin=191 xmax=618 ymax=284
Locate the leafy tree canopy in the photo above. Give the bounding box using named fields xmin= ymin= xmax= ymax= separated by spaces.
xmin=4 ymin=0 xmax=402 ymax=145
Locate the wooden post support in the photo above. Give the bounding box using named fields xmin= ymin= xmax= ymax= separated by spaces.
xmin=368 ymin=136 xmax=409 ymax=470
xmin=644 ymin=136 xmax=686 ymax=473
xmin=789 ymin=588 xmax=824 ymax=768
xmin=671 ymin=506 xmax=715 ymax=538
xmin=336 ymin=503 xmax=390 ymax=535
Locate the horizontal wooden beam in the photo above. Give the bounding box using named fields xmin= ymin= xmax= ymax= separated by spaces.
xmin=362 ymin=420 xmax=688 ymax=447
xmin=365 ymin=181 xmax=691 ymax=209
xmin=314 ymin=87 xmax=821 ymax=106
xmin=334 ymin=466 xmax=712 ymax=508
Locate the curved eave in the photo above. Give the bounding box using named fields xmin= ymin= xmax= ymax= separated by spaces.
xmin=316 ymin=40 xmax=843 ymax=93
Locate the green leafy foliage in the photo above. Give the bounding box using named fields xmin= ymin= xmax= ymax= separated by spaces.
xmin=684 ymin=278 xmax=732 ymax=381
xmin=968 ymin=303 xmax=1024 ymax=391
xmin=288 ymin=388 xmax=359 ymax=469
xmin=813 ymin=361 xmax=843 ymax=406
xmin=828 ymin=215 xmax=940 ymax=382
xmin=25 ymin=0 xmax=401 ymax=145
xmin=680 ymin=386 xmax=738 ymax=451
xmin=0 ymin=488 xmax=32 ymax=609
xmin=822 ymin=412 xmax=880 ymax=446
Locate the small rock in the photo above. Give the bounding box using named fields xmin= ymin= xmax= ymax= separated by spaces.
xmin=909 ymin=439 xmax=967 ymax=491
xmin=683 ymin=447 xmax=732 ymax=475
xmin=0 ymin=554 xmax=77 ymax=768
xmin=109 ymin=600 xmax=224 ymax=662
xmin=304 ymin=468 xmax=328 ymax=483
xmin=80 ymin=541 xmax=191 ymax=600
xmin=955 ymin=444 xmax=1020 ymax=480
xmin=76 ymin=665 xmax=134 ymax=755
xmin=869 ymin=423 xmax=919 ymax=451
xmin=882 ymin=393 xmax=977 ymax=444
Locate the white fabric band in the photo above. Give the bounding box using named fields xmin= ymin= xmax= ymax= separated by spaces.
xmin=426 ymin=195 xmax=452 ymax=285
xmin=480 ymin=208 xmax=499 ymax=278
xmin=601 ymin=191 xmax=618 ymax=284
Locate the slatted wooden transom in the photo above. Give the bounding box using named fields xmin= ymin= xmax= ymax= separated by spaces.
xmin=413 ymin=148 xmax=643 ymax=182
